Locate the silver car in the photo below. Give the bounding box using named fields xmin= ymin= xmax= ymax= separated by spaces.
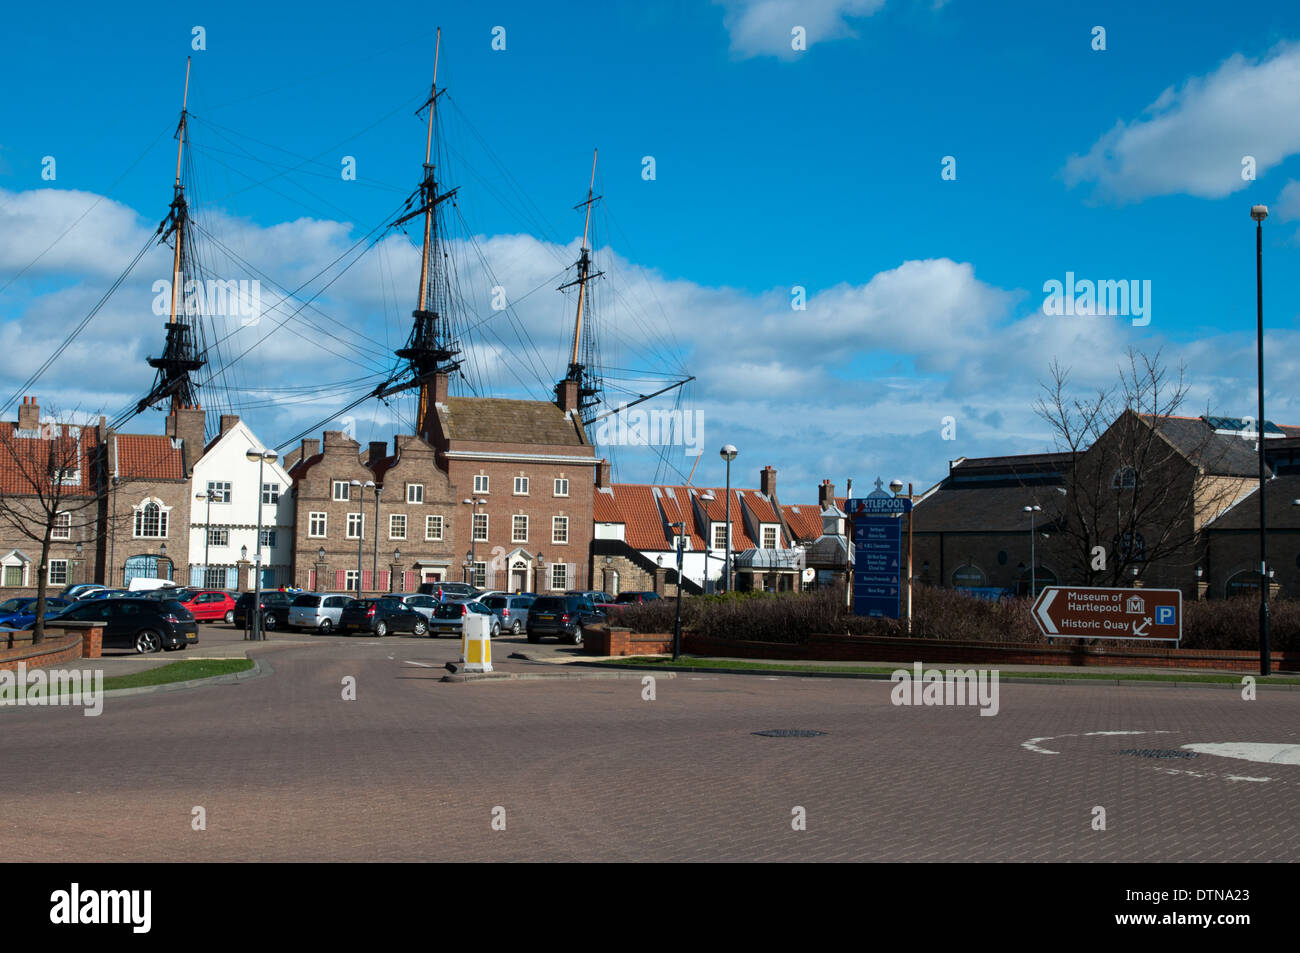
xmin=388 ymin=593 xmax=442 ymax=621
xmin=288 ymin=593 xmax=353 ymax=633
xmin=481 ymin=593 xmax=535 ymax=636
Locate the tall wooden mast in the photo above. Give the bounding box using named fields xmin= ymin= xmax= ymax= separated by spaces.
xmin=139 ymin=56 xmax=206 ymax=417
xmin=569 ymin=148 xmax=597 ymax=367
xmin=392 ymin=27 xmax=461 ymax=438
xmin=557 ymin=149 xmax=603 ymax=419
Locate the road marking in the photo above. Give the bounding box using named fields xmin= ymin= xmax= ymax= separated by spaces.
xmin=1182 ymin=742 xmax=1300 ymax=765
xmin=403 ymin=660 xmax=435 ymax=668
xmin=1021 ymin=729 xmax=1169 ymax=755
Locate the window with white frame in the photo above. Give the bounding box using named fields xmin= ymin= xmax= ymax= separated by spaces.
xmin=48 ymin=559 xmax=68 ymax=585
xmin=51 ymin=512 xmax=71 ymax=540
xmin=712 ymin=523 xmax=727 ymax=551
xmin=762 ymin=526 xmax=778 ymax=549
xmin=133 ymin=500 xmax=169 ymax=538
xmin=344 ymin=569 xmax=360 ymax=592
xmin=425 ymin=515 xmax=443 ymax=541
xmin=473 ymin=474 xmax=489 ymax=494
xmin=390 ymin=514 xmax=407 ymax=540
xmin=262 ymin=483 xmax=280 ymax=505
xmin=346 ymin=513 xmax=364 ymax=539
xmin=3 ymin=565 xmax=23 ymax=587
xmin=2 ymin=553 xmax=29 ymax=588
xmin=512 ymin=515 xmax=528 ymax=543
xmin=472 ymin=562 xmax=487 ymax=588
xmin=260 ymin=529 xmax=276 ymax=548
xmin=407 ymin=483 xmax=424 ymax=504
xmin=472 ymin=513 xmax=488 ymax=542
xmin=550 ymin=563 xmax=567 ymax=590
xmin=554 ymin=478 xmax=569 ymax=497
xmin=513 ymin=476 xmax=529 ymax=495
xmin=207 ymin=527 xmax=229 ymax=547
xmin=309 ymin=512 xmax=327 ymax=538
xmin=552 ymin=516 xmax=569 ymax=545
xmin=207 ymin=481 xmax=232 ymax=503
xmin=203 ymin=568 xmax=225 ymax=588
xmin=333 ymin=480 xmax=350 ymax=501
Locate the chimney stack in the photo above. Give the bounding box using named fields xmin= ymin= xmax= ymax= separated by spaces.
xmin=556 ymin=378 xmax=579 ymax=415
xmin=760 ymin=465 xmax=777 ymax=498
xmin=595 ymin=458 xmax=610 ymax=489
xmin=220 ymin=414 xmax=240 ymax=436
xmin=17 ymin=396 xmax=39 ymax=432
xmin=818 ymin=480 xmax=836 ymax=508
xmin=300 ymin=437 xmax=321 ymax=465
xmin=367 ymin=441 xmax=388 ymax=468
xmin=165 ymin=403 xmax=206 ymax=476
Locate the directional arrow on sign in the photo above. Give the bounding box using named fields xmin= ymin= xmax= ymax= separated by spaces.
xmin=1033 ymin=588 xmax=1059 ymax=635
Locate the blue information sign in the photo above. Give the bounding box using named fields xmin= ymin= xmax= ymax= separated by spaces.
xmin=852 ymin=516 xmax=902 ymax=618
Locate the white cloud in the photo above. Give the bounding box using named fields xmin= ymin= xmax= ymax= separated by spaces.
xmin=717 ymin=0 xmax=888 ymax=59
xmin=1064 ymin=42 xmax=1300 ymax=202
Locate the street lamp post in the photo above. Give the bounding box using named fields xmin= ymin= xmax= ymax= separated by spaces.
xmin=1252 ymin=203 xmax=1271 ymax=677
xmin=350 ymin=479 xmax=374 ymax=600
xmin=462 ymin=497 xmax=486 ymax=587
xmin=670 ymin=521 xmax=685 ymax=660
xmin=1023 ymin=504 xmax=1041 ymax=599
xmin=372 ymin=485 xmax=383 ymax=586
xmin=247 ymin=449 xmax=278 ymax=641
xmin=195 ymin=489 xmax=216 ymax=587
xmin=719 ymin=445 xmax=738 ymax=593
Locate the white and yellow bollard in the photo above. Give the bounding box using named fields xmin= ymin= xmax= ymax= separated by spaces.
xmin=460 ymin=610 xmax=493 ymax=673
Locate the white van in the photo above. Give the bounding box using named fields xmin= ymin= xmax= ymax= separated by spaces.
xmin=127 ymin=578 xmax=180 ymax=592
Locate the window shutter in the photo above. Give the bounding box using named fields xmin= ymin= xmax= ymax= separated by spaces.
xmin=335 ymin=569 xmax=346 ymax=589
xmin=404 ymin=571 xmax=416 ymax=591
xmin=308 ymin=569 xmax=316 ymax=590
xmin=378 ymin=571 xmax=390 ymax=592
xmin=361 ymin=571 xmax=373 ymax=592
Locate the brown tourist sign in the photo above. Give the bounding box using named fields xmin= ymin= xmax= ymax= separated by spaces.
xmin=1031 ymin=586 xmax=1182 ymax=643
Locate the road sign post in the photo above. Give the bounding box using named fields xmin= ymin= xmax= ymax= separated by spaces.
xmin=1031 ymin=586 xmax=1182 ymax=643
xmin=846 ymin=493 xmax=912 ymax=621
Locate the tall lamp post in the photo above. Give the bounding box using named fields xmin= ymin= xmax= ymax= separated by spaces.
xmin=350 ymin=479 xmax=374 ymax=600
xmin=372 ymin=484 xmax=383 ymax=586
xmin=1023 ymin=504 xmax=1041 ymax=599
xmin=462 ymin=497 xmax=486 ymax=587
xmin=195 ymin=489 xmax=216 ymax=587
xmin=719 ymin=445 xmax=737 ymax=593
xmin=1252 ymin=203 xmax=1271 ymax=676
xmin=247 ymin=448 xmax=278 ymax=641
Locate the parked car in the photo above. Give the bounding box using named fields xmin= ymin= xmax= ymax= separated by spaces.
xmin=288 ymin=593 xmax=353 ymax=633
xmin=55 ymin=597 xmax=198 ymax=653
xmin=127 ymin=577 xmax=182 ymax=593
xmin=614 ymin=591 xmax=661 ymax=605
xmin=232 ymin=591 xmax=296 ymax=631
xmin=427 ymin=599 xmax=499 ymax=638
xmin=58 ymin=583 xmax=108 ymax=601
xmin=172 ymin=589 xmax=237 ymax=624
xmin=337 ymin=597 xmax=429 ymax=637
xmin=82 ymin=588 xmax=131 ymax=600
xmin=416 ymin=581 xmax=480 ymax=600
xmin=481 ymin=593 xmax=535 ymax=635
xmin=388 ymin=593 xmax=443 ymax=621
xmin=525 ymin=595 xmax=605 ymax=645
xmin=0 ymin=597 xmax=72 ymax=629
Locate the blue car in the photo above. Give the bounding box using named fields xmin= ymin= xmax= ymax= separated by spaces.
xmin=0 ymin=596 xmax=72 ymax=629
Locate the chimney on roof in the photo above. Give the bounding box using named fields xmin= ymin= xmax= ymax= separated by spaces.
xmin=300 ymin=437 xmax=321 ymax=464
xmin=818 ymin=480 xmax=836 ymax=508
xmin=18 ymin=396 xmax=38 ymax=432
xmin=760 ymin=465 xmax=776 ymax=498
xmin=595 ymin=458 xmax=610 ymax=489
xmin=367 ymin=441 xmax=387 ymax=468
xmin=165 ymin=403 xmax=206 ymax=476
xmin=555 ymin=378 xmax=579 ymax=415
xmin=220 ymin=414 xmax=240 ymax=435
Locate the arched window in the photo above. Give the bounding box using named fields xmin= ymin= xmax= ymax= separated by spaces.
xmin=1016 ymin=565 xmax=1057 ymax=597
xmin=1111 ymin=466 xmax=1138 ymax=489
xmin=951 ymin=564 xmax=987 ymax=588
xmin=1225 ymin=570 xmax=1263 ymax=598
xmin=133 ymin=499 xmax=169 ymax=538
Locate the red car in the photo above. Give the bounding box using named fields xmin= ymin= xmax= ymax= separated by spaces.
xmin=175 ymin=589 xmax=238 ymax=624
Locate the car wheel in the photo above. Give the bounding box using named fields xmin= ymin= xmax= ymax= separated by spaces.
xmin=264 ymin=612 xmax=278 ymax=632
xmin=491 ymin=623 xmax=501 ymax=638
xmin=511 ymin=620 xmax=522 ymax=635
xmin=526 ymin=629 xmax=540 ymax=644
xmin=135 ymin=630 xmax=162 ymax=654
xmin=318 ymin=618 xmax=333 ymax=634
xmin=224 ymin=609 xmax=235 ymax=625
xmin=413 ymin=619 xmax=428 ymax=636
xmin=376 ymin=621 xmax=388 ymax=637
xmin=568 ymin=626 xmax=585 ymax=647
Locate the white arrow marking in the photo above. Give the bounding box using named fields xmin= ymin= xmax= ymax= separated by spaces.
xmin=1132 ymin=618 xmax=1150 ymax=637
xmin=1035 ymin=589 xmax=1058 ymax=634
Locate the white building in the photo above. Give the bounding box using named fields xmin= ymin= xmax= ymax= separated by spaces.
xmin=188 ymin=415 xmax=293 ymax=589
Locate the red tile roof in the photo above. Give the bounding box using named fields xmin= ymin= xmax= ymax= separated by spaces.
xmin=0 ymin=422 xmax=101 ymax=497
xmin=115 ymin=434 xmax=184 ymax=481
xmin=596 ymin=483 xmax=784 ymax=550
xmin=781 ymin=503 xmax=823 ymax=541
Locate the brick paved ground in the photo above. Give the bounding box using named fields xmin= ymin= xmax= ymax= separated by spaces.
xmin=3 ymin=636 xmax=1298 ymax=861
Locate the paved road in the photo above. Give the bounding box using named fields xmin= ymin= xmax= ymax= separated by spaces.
xmin=4 ymin=635 xmax=1298 ymax=861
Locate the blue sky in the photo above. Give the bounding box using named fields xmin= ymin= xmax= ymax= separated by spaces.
xmin=2 ymin=0 xmax=1299 ymax=501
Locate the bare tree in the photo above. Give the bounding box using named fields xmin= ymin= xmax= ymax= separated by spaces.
xmin=1034 ymin=349 xmax=1246 ymax=587
xmin=0 ymin=412 xmax=103 ymax=643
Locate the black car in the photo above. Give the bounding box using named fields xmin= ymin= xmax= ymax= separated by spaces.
xmin=525 ymin=595 xmax=605 ymax=645
xmin=232 ymin=591 xmax=296 ymax=631
xmin=338 ymin=598 xmax=429 ymax=637
xmin=56 ymin=598 xmax=198 ymax=654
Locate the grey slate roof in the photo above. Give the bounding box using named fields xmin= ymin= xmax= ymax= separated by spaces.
xmin=442 ymin=397 xmax=587 ymax=447
xmin=1205 ymin=474 xmax=1300 ymax=530
xmin=911 ymin=484 xmax=1063 ymax=533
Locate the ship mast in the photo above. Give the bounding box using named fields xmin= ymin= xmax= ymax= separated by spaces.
xmin=390 ymin=26 xmax=461 ymax=438
xmin=139 ymin=57 xmax=206 ymax=417
xmin=557 ymin=149 xmax=603 ymax=419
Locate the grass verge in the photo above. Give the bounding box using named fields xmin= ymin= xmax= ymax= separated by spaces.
xmin=587 ymin=656 xmax=1300 ymax=685
xmin=98 ymin=658 xmax=255 ymax=692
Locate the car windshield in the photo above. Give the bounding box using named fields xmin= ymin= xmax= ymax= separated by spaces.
xmin=0 ymin=598 xmax=30 ymax=613
xmin=531 ymin=598 xmax=564 ymax=612
xmin=433 ymin=604 xmax=463 ymax=619
xmin=292 ymin=595 xmax=321 ymax=607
